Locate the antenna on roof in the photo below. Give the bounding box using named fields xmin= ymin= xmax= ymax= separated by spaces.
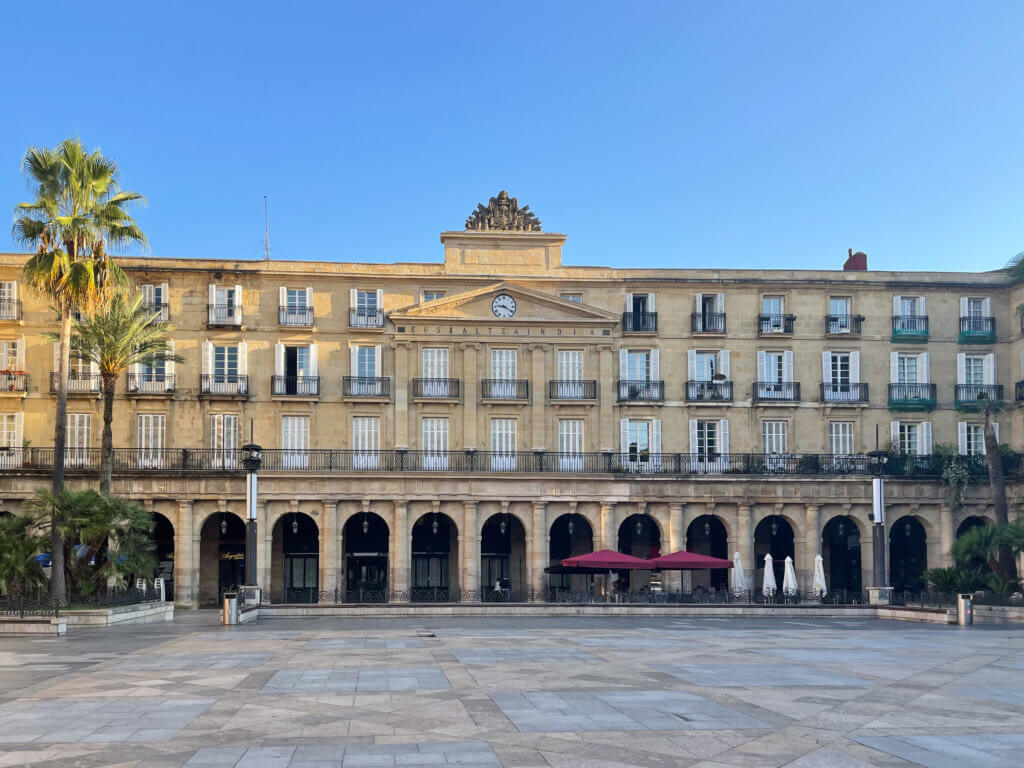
xmin=264 ymin=195 xmax=271 ymax=262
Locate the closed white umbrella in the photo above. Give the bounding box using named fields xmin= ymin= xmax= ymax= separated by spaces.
xmin=762 ymin=553 xmax=777 ymax=596
xmin=783 ymin=556 xmax=798 ymax=597
xmin=730 ymin=551 xmax=746 ymax=595
xmin=813 ymin=554 xmax=827 ymax=598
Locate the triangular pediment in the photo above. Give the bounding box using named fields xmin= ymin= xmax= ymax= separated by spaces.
xmin=390 ymin=282 xmax=618 ymax=323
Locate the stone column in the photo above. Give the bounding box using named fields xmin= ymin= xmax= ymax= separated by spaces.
xmin=736 ymin=503 xmax=753 ymax=591
xmin=939 ymin=504 xmax=954 ymax=568
xmin=462 ymin=501 xmax=479 ymax=600
xmin=804 ymin=504 xmax=821 ymax=588
xmin=319 ymin=499 xmax=338 ymax=597
xmin=394 ymin=342 xmax=410 ymax=449
xmin=600 ymin=502 xmax=616 ymax=550
xmin=461 ymin=344 xmax=479 ymax=449
xmin=530 ymin=344 xmax=546 ymax=449
xmin=668 ymin=502 xmax=685 ymax=593
xmin=598 ymin=345 xmax=614 ymax=451
xmin=531 ymin=501 xmax=548 ymax=595
xmin=175 ymin=500 xmax=196 ymax=607
xmin=336 ymin=501 xmax=346 ymax=596
xmin=257 ymin=501 xmax=271 ymax=595
xmin=391 ymin=499 xmax=409 ymax=598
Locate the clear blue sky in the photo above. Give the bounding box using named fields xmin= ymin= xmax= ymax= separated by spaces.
xmin=3 ymin=1 xmax=1023 ymax=272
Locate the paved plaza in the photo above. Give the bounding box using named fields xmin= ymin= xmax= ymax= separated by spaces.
xmin=1 ymin=615 xmax=1024 ymax=766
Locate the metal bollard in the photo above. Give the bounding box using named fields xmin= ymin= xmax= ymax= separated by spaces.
xmin=956 ymin=593 xmax=973 ymax=626
xmin=222 ymin=592 xmax=239 ymax=625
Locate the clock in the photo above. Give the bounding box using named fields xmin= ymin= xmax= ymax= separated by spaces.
xmin=491 ymin=294 xmax=516 ymax=318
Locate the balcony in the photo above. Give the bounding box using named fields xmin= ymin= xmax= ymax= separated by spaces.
xmin=691 ymin=313 xmax=726 ymax=333
xmin=126 ymin=374 xmax=175 ymax=395
xmin=143 ymin=303 xmax=170 ymax=322
xmin=955 ymin=384 xmax=1003 ymax=411
xmin=279 ymin=305 xmax=314 ymax=327
xmin=685 ymin=380 xmax=733 ymax=403
xmin=0 ymin=372 xmax=28 ymax=393
xmin=959 ymin=316 xmax=996 ymax=344
xmin=753 ymin=381 xmax=800 ymax=403
xmin=820 ymin=382 xmax=868 ymax=404
xmin=622 ymin=312 xmax=658 ymax=333
xmin=825 ymin=314 xmax=864 ymax=335
xmin=887 ymin=382 xmax=936 ymax=412
xmin=271 ymin=376 xmax=320 ymax=396
xmin=199 ymin=374 xmax=249 ymax=398
xmin=342 ymin=376 xmax=391 ymax=399
xmin=207 ymin=303 xmax=241 ymax=327
xmin=891 ymin=315 xmax=928 ymax=342
xmin=50 ymin=372 xmax=100 ymax=395
xmin=758 ymin=314 xmax=795 ymax=335
xmin=411 ymin=378 xmax=460 ymax=399
xmin=481 ymin=378 xmax=529 ymax=400
xmin=549 ymin=380 xmax=598 ymax=400
xmin=0 ymin=300 xmax=23 ymax=321
xmin=617 ymin=379 xmax=664 ymax=402
xmin=350 ymin=308 xmax=384 ymax=329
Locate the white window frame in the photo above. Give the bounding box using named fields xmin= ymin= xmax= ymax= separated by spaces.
xmin=282 ymin=415 xmax=310 ymax=470
xmin=352 ymin=416 xmax=380 ymax=469
xmin=490 ymin=417 xmax=517 ymax=471
xmin=421 ymin=417 xmax=449 ymax=470
xmin=210 ymin=413 xmax=239 ymax=469
xmin=137 ymin=413 xmax=166 ymax=468
xmin=557 ymin=418 xmax=584 ymax=471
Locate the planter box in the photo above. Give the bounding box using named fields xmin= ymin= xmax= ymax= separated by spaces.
xmin=62 ymin=600 xmax=173 ymax=627
xmin=0 ymin=617 xmax=67 ymax=636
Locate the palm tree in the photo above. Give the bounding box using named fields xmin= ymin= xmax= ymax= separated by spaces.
xmin=12 ymin=139 xmax=146 ymax=600
xmin=977 ymin=394 xmax=1016 ymax=577
xmin=0 ymin=514 xmax=48 ymax=601
xmin=55 ymin=293 xmax=179 ymax=495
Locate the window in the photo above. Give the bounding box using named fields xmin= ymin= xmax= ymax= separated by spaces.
xmin=626 ymin=419 xmax=651 ymax=460
xmin=423 ymin=290 xmax=446 ymax=302
xmin=137 ymin=414 xmax=166 ymax=468
xmin=421 ymin=417 xmax=449 ymax=469
xmin=761 ymin=296 xmax=784 ymax=331
xmin=350 ymin=288 xmax=383 ymax=327
xmin=282 ymin=415 xmax=310 ymax=469
xmin=558 ymin=419 xmax=584 ymax=470
xmin=693 ymin=352 xmax=717 ymax=382
xmin=829 ymin=297 xmax=851 ymax=333
xmin=67 ymin=413 xmax=90 ymax=466
xmin=966 ymin=298 xmax=984 ymax=318
xmin=554 ymin=350 xmax=585 ymax=398
xmin=285 ymin=288 xmax=308 ymax=309
xmin=560 ymin=292 xmax=583 ymax=303
xmin=964 ymin=423 xmax=985 ymax=456
xmin=892 ymin=421 xmax=933 ymax=456
xmin=689 ymin=418 xmax=730 ymax=471
xmin=0 ymin=413 xmax=21 ymax=468
xmin=209 ymin=284 xmax=241 ymax=324
xmin=356 ymin=289 xmax=378 ymax=311
xmin=829 ymin=422 xmax=854 ymax=455
xmin=830 ymin=352 xmax=851 ymax=386
xmin=210 ymin=414 xmax=239 ymax=468
xmin=695 ymin=420 xmax=717 ymax=456
xmin=762 ymin=421 xmax=787 ymax=454
xmin=352 ymin=416 xmax=380 ymax=469
xmin=0 ymin=282 xmax=16 ymax=320
xmin=490 ymin=418 xmax=517 ymax=470
xmin=202 ymin=342 xmax=246 ymax=395
xmin=964 ymin=355 xmax=984 ymax=386
xmin=631 ymin=294 xmax=650 ymax=313
xmin=626 ymin=350 xmax=650 ymax=380
xmin=422 ymin=347 xmax=449 ymax=378
xmin=622 ymin=418 xmax=662 ymax=470
xmin=0 ymin=339 xmax=20 ymax=371
xmin=141 ymin=283 xmax=168 ymax=320
xmin=274 ymin=343 xmax=317 ymax=394
xmin=898 ymin=423 xmax=918 ymax=455
xmin=215 ymin=345 xmax=238 ymax=378
xmin=899 ymin=296 xmax=920 ymax=316
xmin=763 ymin=351 xmax=785 ymax=382
xmin=489 ymin=349 xmax=519 ymax=398
xmin=897 ymin=354 xmax=918 ymax=384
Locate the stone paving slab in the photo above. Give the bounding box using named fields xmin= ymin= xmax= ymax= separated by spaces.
xmin=185 ymin=741 xmax=500 ymax=767
xmin=956 ymin=686 xmax=1024 ymax=709
xmin=571 ymin=636 xmax=691 ymax=648
xmin=304 ymin=639 xmax=426 ymax=650
xmin=490 ymin=690 xmax=771 ymax=732
xmin=851 ymin=732 xmax=1024 ymax=767
xmin=449 ymin=648 xmax=601 ymax=664
xmin=260 ymin=666 xmax=451 ymax=693
xmin=115 ymin=652 xmax=276 ymax=670
xmin=654 ymin=662 xmax=870 ymax=687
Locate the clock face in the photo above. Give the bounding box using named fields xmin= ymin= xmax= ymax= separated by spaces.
xmin=491 ymin=294 xmax=517 ymax=318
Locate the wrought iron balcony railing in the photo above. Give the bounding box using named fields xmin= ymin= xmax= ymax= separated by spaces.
xmin=349 ymin=308 xmax=384 ymax=328
xmin=958 ymin=316 xmax=996 ymax=342
xmin=411 ymin=378 xmax=460 ymax=399
xmin=271 ymin=376 xmax=320 ymax=396
xmin=617 ymin=379 xmax=665 ymax=402
xmin=50 ymin=372 xmax=100 ymax=394
xmin=954 ymin=384 xmax=1003 ymax=410
xmin=825 ymin=314 xmax=864 ymax=334
xmin=126 ymin=374 xmax=175 ymax=395
xmin=622 ymin=311 xmax=658 ymax=333
xmin=143 ymin=303 xmax=170 ymax=322
xmin=887 ymin=382 xmax=936 ymax=411
xmin=685 ymin=380 xmax=733 ymax=402
xmin=0 ymin=300 xmax=23 ymax=321
xmin=758 ymin=314 xmax=796 ymax=334
xmin=207 ymin=303 xmax=242 ymax=326
xmin=199 ymin=374 xmax=249 ymax=396
xmin=0 ymin=372 xmax=29 ymax=392
xmin=549 ymin=380 xmax=598 ymax=400
xmin=278 ymin=305 xmax=314 ymax=326
xmin=691 ymin=312 xmax=726 ymax=333
xmin=891 ymin=314 xmax=929 ymax=341
xmin=820 ymin=382 xmax=868 ymax=404
xmin=753 ymin=381 xmax=800 ymax=402
xmin=481 ymin=378 xmax=529 ymax=400
xmin=342 ymin=376 xmax=391 ymax=398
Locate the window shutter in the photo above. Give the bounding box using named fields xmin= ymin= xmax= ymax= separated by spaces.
xmin=822 ymin=351 xmax=831 ymax=384
xmin=309 ymin=344 xmax=318 ymax=377
xmin=375 ymin=288 xmax=383 ymax=309
xmin=694 ymin=293 xmax=703 ymax=313
xmin=689 ymin=419 xmax=698 ymax=452
xmin=90 ymin=358 xmax=99 ymax=376
xmin=651 ymin=419 xmax=661 ymax=454
xmin=890 ymin=421 xmax=900 ymax=448
xmin=892 ymin=296 xmax=901 ymax=315
xmin=209 ymin=414 xmax=220 ymax=450
xmin=143 ymin=284 xmax=154 ymax=305
xmin=619 ymin=419 xmax=629 ymax=453
xmin=624 ymin=293 xmax=633 ymax=312
xmin=850 ymin=351 xmax=860 ymax=383
xmin=202 ymin=341 xmax=213 ymax=375
xmin=16 ymin=337 xmax=25 ymax=370
xmin=161 ymin=283 xmax=169 ymax=305
xmin=275 ymin=343 xmax=284 ymax=376
xmin=921 ymin=421 xmax=932 ymax=454
xmin=165 ymin=341 xmax=175 ymax=378
xmin=716 ymin=293 xmax=725 ymax=312
xmin=208 ymin=284 xmax=216 ymax=307
xmin=305 ymin=287 xmax=313 ymax=308
xmin=983 ymin=297 xmax=992 ymax=316
xmin=350 ymin=346 xmax=358 ymax=375
xmin=890 ymin=352 xmax=898 ymax=383
xmin=279 ymin=286 xmax=286 ymax=306
xmin=53 ymin=342 xmax=58 ymax=370
xmin=647 ymin=293 xmax=655 ymax=312
xmin=718 ymin=349 xmax=730 ymax=378
xmin=619 ymin=348 xmax=628 ymax=379
xmin=783 ymin=351 xmax=793 ymax=382
xmin=919 ymin=296 xmax=926 ymax=314
xmin=984 ymin=353 xmax=995 ymax=385
xmin=10 ymin=282 xmax=16 ymax=302
xmin=993 ymin=421 xmax=1000 ymax=443
xmin=374 ymin=344 xmax=382 ymax=377
xmin=958 ymin=421 xmax=968 ymax=454
xmin=757 ymin=350 xmax=766 ymax=381
xmin=687 ymin=350 xmax=696 ymax=380
xmin=960 ymin=297 xmax=968 ymax=318
xmin=14 ymin=412 xmax=23 ymax=447
xmin=719 ymin=419 xmax=729 ymax=456
xmin=650 ymin=349 xmax=660 ymax=380
xmin=237 ymin=342 xmax=247 ymax=375
xmin=349 ymin=288 xmax=357 ymax=308
xmin=956 ymin=353 xmax=966 ymax=385
xmin=919 ymin=352 xmax=930 ymax=384
xmin=234 ymin=284 xmax=243 ymax=303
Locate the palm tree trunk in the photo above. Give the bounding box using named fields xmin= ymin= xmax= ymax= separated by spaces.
xmin=48 ymin=308 xmax=71 ymax=602
xmin=983 ymin=409 xmax=1016 ymax=577
xmin=100 ymin=380 xmax=115 ymax=496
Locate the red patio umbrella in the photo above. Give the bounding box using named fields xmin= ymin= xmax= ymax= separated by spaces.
xmin=648 ymin=551 xmax=734 ymax=570
xmin=561 ymin=549 xmax=656 ymax=570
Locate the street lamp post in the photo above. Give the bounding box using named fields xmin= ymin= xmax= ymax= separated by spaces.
xmin=241 ymin=441 xmax=263 ymax=587
xmin=866 ymin=448 xmax=891 ymax=605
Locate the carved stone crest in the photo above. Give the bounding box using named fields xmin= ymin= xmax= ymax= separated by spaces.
xmin=465 ymin=190 xmax=542 ymax=232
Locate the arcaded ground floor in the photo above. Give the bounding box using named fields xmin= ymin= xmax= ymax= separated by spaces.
xmin=2 ymin=613 xmax=1024 ymax=767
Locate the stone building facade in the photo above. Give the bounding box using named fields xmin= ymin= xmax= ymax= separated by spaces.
xmin=0 ymin=194 xmax=1019 ymax=606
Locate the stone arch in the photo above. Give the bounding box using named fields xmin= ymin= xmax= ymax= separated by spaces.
xmin=198 ymin=510 xmax=246 ymax=607
xmin=686 ymin=514 xmax=729 ymax=591
xmin=890 ymin=515 xmax=928 ymax=592
xmin=150 ymin=511 xmax=175 ymax=598
xmin=821 ymin=514 xmax=862 ymax=595
xmin=548 ymin=512 xmax=594 ymax=594
xmin=343 ymin=511 xmax=389 ymax=601
xmin=271 ymin=511 xmax=320 ymax=602
xmin=754 ymin=514 xmax=795 ymax=592
xmin=410 ymin=510 xmax=460 ymax=601
xmin=617 ymin=512 xmax=661 ymax=593
xmin=480 ymin=512 xmax=528 ymax=598
xmin=955 ymin=514 xmax=991 ymax=539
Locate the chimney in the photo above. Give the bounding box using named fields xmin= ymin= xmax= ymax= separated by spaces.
xmin=844 ymin=249 xmax=867 ymax=271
